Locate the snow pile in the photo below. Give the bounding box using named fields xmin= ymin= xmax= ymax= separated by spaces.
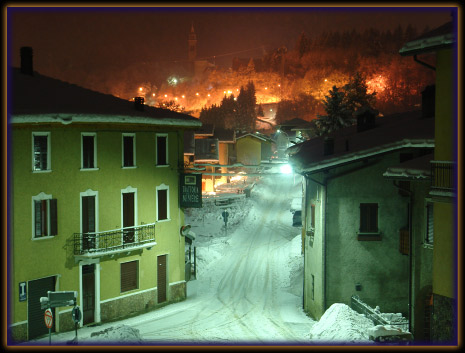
xmin=309 ymin=303 xmax=375 ymax=343
xmin=285 ymin=235 xmax=304 ymax=296
xmin=88 ymin=325 xmax=144 ymax=344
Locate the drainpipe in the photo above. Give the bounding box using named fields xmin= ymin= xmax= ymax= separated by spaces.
xmin=413 ymin=54 xmax=436 ymax=71
xmin=392 ymin=180 xmax=413 ymax=335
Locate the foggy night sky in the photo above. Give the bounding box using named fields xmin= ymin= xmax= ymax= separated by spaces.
xmin=7 ymin=5 xmax=454 ymax=84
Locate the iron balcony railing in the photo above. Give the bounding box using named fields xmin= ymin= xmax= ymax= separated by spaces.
xmin=73 ymin=223 xmax=156 ymax=256
xmin=431 ymin=160 xmax=455 ymax=191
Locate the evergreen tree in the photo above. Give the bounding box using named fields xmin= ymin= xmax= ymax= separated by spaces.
xmin=315 ymin=86 xmax=353 ymax=135
xmin=342 ymin=72 xmax=377 ymax=114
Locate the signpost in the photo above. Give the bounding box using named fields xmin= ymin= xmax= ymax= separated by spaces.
xmin=40 ymin=291 xmax=78 ymax=345
xmin=44 ymin=308 xmax=53 ymax=345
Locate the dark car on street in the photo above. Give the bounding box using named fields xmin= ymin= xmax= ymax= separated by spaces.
xmin=292 ymin=210 xmax=302 ymax=227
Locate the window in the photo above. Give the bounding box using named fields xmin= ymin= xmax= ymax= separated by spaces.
xmin=81 ymin=133 xmax=97 ymax=169
xmin=32 ymin=193 xmax=57 ymax=238
xmin=311 ymin=275 xmax=315 ymax=300
xmin=120 ymin=260 xmax=138 ymax=293
xmin=156 ymin=134 xmax=168 ymax=166
xmin=81 ymin=192 xmax=98 ymax=251
xmin=310 ymin=204 xmax=315 ymax=229
xmin=156 ymin=185 xmax=169 ymax=221
xmin=122 ymin=134 xmax=136 ymax=167
xmin=32 ymin=132 xmax=50 ymax=171
xmin=359 ymin=203 xmax=378 ymax=233
xmin=425 ymin=202 xmax=434 ymax=245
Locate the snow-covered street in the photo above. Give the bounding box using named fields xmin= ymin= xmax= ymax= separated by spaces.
xmin=25 ymin=171 xmax=394 ymax=346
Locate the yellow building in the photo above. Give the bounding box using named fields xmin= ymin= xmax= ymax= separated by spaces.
xmin=8 ymin=48 xmax=201 ymax=342
xmin=400 ymin=19 xmax=457 ymax=343
xmin=236 ymin=133 xmax=272 ymax=166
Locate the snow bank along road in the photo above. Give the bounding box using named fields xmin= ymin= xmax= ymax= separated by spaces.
xmin=136 ymin=174 xmax=314 ymax=344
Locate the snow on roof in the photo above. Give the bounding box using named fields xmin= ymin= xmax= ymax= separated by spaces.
xmin=383 ymin=153 xmax=433 ymax=180
xmin=289 ymin=110 xmax=434 ymax=174
xmin=236 ymin=132 xmax=269 ymax=142
xmin=10 ymin=68 xmax=201 ymax=128
xmin=399 ymin=21 xmax=455 ymax=56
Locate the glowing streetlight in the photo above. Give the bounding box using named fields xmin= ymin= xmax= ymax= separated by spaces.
xmin=280 ymin=164 xmax=292 ymax=174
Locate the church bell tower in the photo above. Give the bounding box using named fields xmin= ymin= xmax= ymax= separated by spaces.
xmin=188 ymin=22 xmax=197 ymax=63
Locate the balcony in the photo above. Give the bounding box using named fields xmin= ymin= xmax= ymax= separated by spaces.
xmin=430 ymin=161 xmax=455 ymax=201
xmin=73 ymin=223 xmax=156 ymax=260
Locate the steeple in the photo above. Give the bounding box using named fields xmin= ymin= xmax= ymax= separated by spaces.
xmin=188 ymin=22 xmax=197 ymax=62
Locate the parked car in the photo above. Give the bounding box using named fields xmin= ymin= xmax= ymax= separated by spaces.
xmin=292 ymin=210 xmax=302 ymax=227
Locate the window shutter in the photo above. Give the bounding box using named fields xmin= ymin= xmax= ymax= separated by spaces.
xmin=426 ymin=204 xmax=434 ymax=244
xmin=50 ymin=199 xmax=58 ymax=235
xmin=34 ymin=200 xmax=42 ymax=236
xmin=121 ymin=261 xmax=138 ymax=292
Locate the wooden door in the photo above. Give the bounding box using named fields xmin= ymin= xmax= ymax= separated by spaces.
xmin=82 ymin=264 xmax=95 ymax=325
xmin=157 ymin=255 xmax=167 ymax=303
xmin=123 ymin=192 xmax=135 ymax=244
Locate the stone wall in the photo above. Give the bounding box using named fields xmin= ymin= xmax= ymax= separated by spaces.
xmin=9 ymin=322 xmax=27 ymax=343
xmin=431 ymin=293 xmax=456 ymax=343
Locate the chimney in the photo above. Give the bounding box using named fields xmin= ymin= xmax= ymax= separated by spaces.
xmin=356 ymin=106 xmax=378 ymax=132
xmin=421 ymin=85 xmax=435 ymax=119
xmin=134 ymin=97 xmax=144 ymax=111
xmin=20 ymin=46 xmax=34 ymax=76
xmin=323 ymin=137 xmax=334 ymax=156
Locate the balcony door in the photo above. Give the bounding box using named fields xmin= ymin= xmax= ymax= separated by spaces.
xmin=122 ymin=192 xmax=135 ymax=244
xmin=82 ymin=195 xmax=96 ymax=251
xmin=82 ymin=264 xmax=95 ymax=325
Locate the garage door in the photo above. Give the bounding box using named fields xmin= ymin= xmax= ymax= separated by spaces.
xmin=28 ymin=276 xmax=56 ymax=340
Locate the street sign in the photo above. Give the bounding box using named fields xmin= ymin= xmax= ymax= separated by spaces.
xmin=72 ymin=306 xmax=82 ymax=323
xmin=47 ymin=291 xmax=77 ymax=308
xmin=19 ymin=282 xmax=27 ymax=302
xmin=44 ymin=308 xmax=53 ymax=329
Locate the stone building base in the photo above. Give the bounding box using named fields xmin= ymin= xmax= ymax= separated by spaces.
xmin=431 ymin=293 xmax=456 ymax=343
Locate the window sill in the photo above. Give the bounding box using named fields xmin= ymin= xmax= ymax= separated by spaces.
xmin=423 ymin=243 xmax=434 ymax=250
xmin=32 ymin=235 xmax=55 ymax=241
xmin=157 ymin=219 xmax=171 ymax=223
xmin=357 ymin=232 xmax=382 ymax=241
xmin=122 ymin=166 xmax=137 ymax=169
xmin=32 ymin=169 xmax=52 ymax=173
xmin=156 ymin=164 xmax=170 ymax=168
xmin=80 ymin=167 xmax=100 ymax=171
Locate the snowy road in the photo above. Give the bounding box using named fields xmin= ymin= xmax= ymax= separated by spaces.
xmin=136 ymin=174 xmax=314 ymax=344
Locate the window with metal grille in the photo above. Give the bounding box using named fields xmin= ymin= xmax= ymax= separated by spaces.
xmin=157 ymin=188 xmax=168 ymax=221
xmin=122 ymin=134 xmax=135 ymax=167
xmin=359 ymin=203 xmax=378 ymax=233
xmin=120 ymin=261 xmax=138 ymax=293
xmin=425 ymin=203 xmax=434 ymax=245
xmin=156 ymin=134 xmax=168 ymax=166
xmin=33 ymin=133 xmax=50 ymax=171
xmin=82 ymin=133 xmax=96 ymax=169
xmin=34 ymin=198 xmax=57 ymax=237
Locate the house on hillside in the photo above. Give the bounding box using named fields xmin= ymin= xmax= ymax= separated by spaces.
xmin=236 ymin=132 xmax=273 ymax=166
xmin=8 ymin=47 xmax=201 ymax=342
xmin=275 ymin=118 xmax=313 ymax=159
xmin=288 ymin=107 xmax=435 ymax=323
xmin=399 ymin=19 xmax=457 ymax=343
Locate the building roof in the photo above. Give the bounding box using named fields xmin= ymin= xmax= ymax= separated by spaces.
xmin=383 ymin=153 xmax=433 ymax=180
xmin=236 ymin=132 xmax=269 ymax=142
xmin=213 ymin=128 xmax=236 ymax=143
xmin=194 ymin=124 xmax=215 ymax=136
xmin=289 ymin=110 xmax=435 ymax=174
xmin=399 ymin=21 xmax=455 ymax=56
xmin=277 ymin=117 xmax=313 ymax=129
xmin=10 ymin=68 xmax=201 ymax=128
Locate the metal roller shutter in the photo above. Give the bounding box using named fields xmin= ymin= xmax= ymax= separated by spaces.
xmin=28 ymin=276 xmax=56 ymax=340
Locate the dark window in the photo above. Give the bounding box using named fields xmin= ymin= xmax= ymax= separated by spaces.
xmin=360 ymin=203 xmax=378 ymax=233
xmin=399 ymin=228 xmax=410 ymax=255
xmin=33 ymin=135 xmax=48 ymax=170
xmin=426 ymin=203 xmax=434 ymax=245
xmin=123 ymin=135 xmax=134 ymax=167
xmin=82 ymin=135 xmax=95 ymax=169
xmin=311 ymin=275 xmax=315 ymax=300
xmin=157 ymin=189 xmax=168 ymax=221
xmin=121 ymin=261 xmax=138 ymax=293
xmin=157 ymin=135 xmax=167 ymax=165
xmin=123 ymin=192 xmax=135 ymax=244
xmin=34 ymin=199 xmax=57 ymax=237
xmin=310 ymin=205 xmax=315 ymax=229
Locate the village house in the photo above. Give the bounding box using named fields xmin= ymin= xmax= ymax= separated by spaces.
xmin=288 ymin=106 xmax=435 ymax=324
xmin=9 ymin=47 xmax=201 ymax=342
xmin=398 ymin=20 xmax=457 ymax=342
